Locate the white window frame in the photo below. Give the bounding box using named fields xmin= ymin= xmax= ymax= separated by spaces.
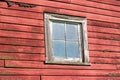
xmin=44 ymin=12 xmax=90 ymax=65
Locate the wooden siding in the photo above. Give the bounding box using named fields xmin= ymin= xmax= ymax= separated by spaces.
xmin=0 ymin=0 xmax=120 ymax=80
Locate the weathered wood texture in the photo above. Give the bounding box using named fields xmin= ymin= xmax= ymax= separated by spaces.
xmin=0 ymin=0 xmax=120 ymax=80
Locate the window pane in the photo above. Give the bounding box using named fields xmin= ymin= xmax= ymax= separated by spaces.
xmin=66 ymin=23 xmax=78 ymax=40
xmin=66 ymin=41 xmax=79 ymax=58
xmin=52 ymin=21 xmax=65 ymax=40
xmin=53 ymin=40 xmax=65 ymax=58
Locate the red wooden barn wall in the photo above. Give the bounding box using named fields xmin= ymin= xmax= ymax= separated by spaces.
xmin=0 ymin=0 xmax=120 ymax=80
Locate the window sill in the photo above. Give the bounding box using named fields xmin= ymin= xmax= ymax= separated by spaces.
xmin=45 ymin=60 xmax=91 ymax=66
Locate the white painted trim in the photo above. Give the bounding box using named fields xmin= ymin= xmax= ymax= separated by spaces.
xmin=44 ymin=13 xmax=90 ymax=65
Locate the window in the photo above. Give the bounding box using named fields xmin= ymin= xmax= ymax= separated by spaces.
xmin=44 ymin=12 xmax=90 ymax=65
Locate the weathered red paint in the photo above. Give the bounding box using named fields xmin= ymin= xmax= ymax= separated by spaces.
xmin=90 ymin=51 xmax=120 ymax=58
xmin=42 ymin=76 xmax=120 ymax=80
xmin=0 ymin=76 xmax=40 ymax=80
xmin=0 ymin=60 xmax=4 ymax=67
xmin=0 ymin=52 xmax=45 ymax=61
xmin=0 ymin=15 xmax=44 ymax=26
xmin=5 ymin=60 xmax=43 ymax=68
xmin=5 ymin=60 xmax=118 ymax=70
xmin=0 ymin=30 xmax=44 ymax=39
xmin=0 ymin=67 xmax=119 ymax=76
xmin=59 ymin=9 xmax=120 ymax=23
xmin=10 ymin=0 xmax=120 ymax=12
xmin=0 ymin=45 xmax=45 ymax=53
xmin=88 ymin=26 xmax=120 ymax=35
xmin=0 ymin=37 xmax=44 ymax=47
xmin=0 ymin=8 xmax=43 ymax=19
xmin=88 ymin=32 xmax=120 ymax=40
xmin=0 ymin=23 xmax=44 ymax=33
xmin=88 ymin=20 xmax=120 ymax=29
xmin=88 ymin=38 xmax=120 ymax=46
xmin=90 ymin=57 xmax=120 ymax=64
xmin=89 ymin=0 xmax=120 ymax=6
xmin=69 ymin=0 xmax=120 ymax=12
xmin=0 ymin=0 xmax=120 ymax=80
xmin=89 ymin=44 xmax=120 ymax=52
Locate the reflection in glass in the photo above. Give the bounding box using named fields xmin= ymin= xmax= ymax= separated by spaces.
xmin=53 ymin=40 xmax=65 ymax=58
xmin=66 ymin=23 xmax=78 ymax=40
xmin=66 ymin=41 xmax=79 ymax=58
xmin=52 ymin=21 xmax=65 ymax=40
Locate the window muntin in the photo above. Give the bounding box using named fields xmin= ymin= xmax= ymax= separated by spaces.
xmin=45 ymin=13 xmax=90 ymax=65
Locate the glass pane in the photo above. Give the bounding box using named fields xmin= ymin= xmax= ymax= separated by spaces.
xmin=66 ymin=23 xmax=78 ymax=40
xmin=66 ymin=41 xmax=79 ymax=58
xmin=53 ymin=40 xmax=65 ymax=58
xmin=52 ymin=21 xmax=65 ymax=40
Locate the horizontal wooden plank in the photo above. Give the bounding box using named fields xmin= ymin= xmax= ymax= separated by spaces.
xmin=90 ymin=57 xmax=120 ymax=64
xmin=89 ymin=0 xmax=120 ymax=6
xmin=0 ymin=45 xmax=45 ymax=53
xmin=88 ymin=20 xmax=120 ymax=29
xmin=88 ymin=38 xmax=120 ymax=46
xmin=0 ymin=68 xmax=119 ymax=76
xmin=0 ymin=37 xmax=44 ymax=47
xmin=0 ymin=8 xmax=43 ymax=19
xmin=5 ymin=60 xmax=43 ymax=68
xmin=5 ymin=60 xmax=118 ymax=70
xmin=0 ymin=23 xmax=44 ymax=33
xmin=90 ymin=51 xmax=120 ymax=58
xmin=88 ymin=32 xmax=120 ymax=41
xmin=89 ymin=44 xmax=120 ymax=52
xmin=0 ymin=15 xmax=44 ymax=26
xmin=117 ymin=65 xmax=120 ymax=70
xmin=0 ymin=30 xmax=44 ymax=40
xmin=0 ymin=52 xmax=45 ymax=61
xmin=42 ymin=76 xmax=120 ymax=80
xmin=88 ymin=25 xmax=120 ymax=35
xmin=50 ymin=0 xmax=71 ymax=3
xmin=0 ymin=76 xmax=40 ymax=80
xmin=0 ymin=60 xmax=4 ymax=67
